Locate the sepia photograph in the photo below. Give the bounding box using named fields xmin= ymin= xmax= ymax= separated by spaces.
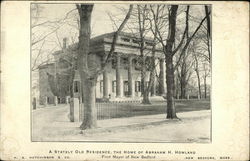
xmin=31 ymin=3 xmax=212 ymax=142
xmin=1 ymin=1 xmax=249 ymax=160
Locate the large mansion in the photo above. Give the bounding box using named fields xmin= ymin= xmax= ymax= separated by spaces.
xmin=38 ymin=32 xmax=167 ymax=105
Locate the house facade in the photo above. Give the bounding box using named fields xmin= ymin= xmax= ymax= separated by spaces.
xmin=38 ymin=32 xmax=167 ymax=105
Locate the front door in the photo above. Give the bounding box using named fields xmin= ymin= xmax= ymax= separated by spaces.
xmin=124 ymin=81 xmax=129 ymax=97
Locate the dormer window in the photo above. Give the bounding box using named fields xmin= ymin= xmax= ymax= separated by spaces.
xmin=121 ymin=37 xmax=130 ymax=42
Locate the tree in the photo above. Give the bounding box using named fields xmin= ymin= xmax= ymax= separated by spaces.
xmin=205 ymin=5 xmax=211 ymax=62
xmin=76 ymin=4 xmax=97 ymax=129
xmin=193 ymin=49 xmax=202 ymax=99
xmin=151 ymin=5 xmax=209 ymax=118
xmin=165 ymin=5 xmax=183 ymax=118
xmin=202 ymin=62 xmax=210 ymax=98
xmin=176 ymin=47 xmax=194 ymax=99
xmin=76 ymin=4 xmax=133 ymax=130
xmin=137 ymin=5 xmax=152 ymax=104
xmin=167 ymin=5 xmax=210 ymax=118
xmin=46 ymin=42 xmax=78 ymax=100
xmin=31 ymin=4 xmax=78 ymax=71
xmin=188 ymin=27 xmax=211 ymax=99
xmin=108 ymin=4 xmax=158 ymax=104
xmin=31 ymin=4 xmax=80 ymax=107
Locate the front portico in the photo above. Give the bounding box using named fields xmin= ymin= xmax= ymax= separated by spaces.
xmin=97 ymin=55 xmax=166 ymax=100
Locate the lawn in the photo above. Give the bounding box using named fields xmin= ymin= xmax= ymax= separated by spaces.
xmin=96 ymin=99 xmax=210 ymax=120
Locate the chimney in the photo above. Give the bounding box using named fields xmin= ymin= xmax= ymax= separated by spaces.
xmin=63 ymin=38 xmax=67 ymax=49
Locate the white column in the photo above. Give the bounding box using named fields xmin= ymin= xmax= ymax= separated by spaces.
xmin=116 ymin=54 xmax=122 ymax=97
xmin=103 ymin=70 xmax=109 ymax=98
xmin=128 ymin=56 xmax=134 ymax=97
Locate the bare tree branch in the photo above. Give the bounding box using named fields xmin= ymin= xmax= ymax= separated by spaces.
xmin=32 ymin=8 xmax=77 ymax=28
xmin=101 ymin=5 xmax=134 ymax=68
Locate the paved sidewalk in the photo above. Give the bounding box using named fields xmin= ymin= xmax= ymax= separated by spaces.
xmin=96 ymin=110 xmax=210 ymax=130
xmin=32 ymin=105 xmax=210 ymax=142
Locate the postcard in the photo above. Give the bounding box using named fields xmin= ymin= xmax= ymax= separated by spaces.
xmin=0 ymin=1 xmax=249 ymax=160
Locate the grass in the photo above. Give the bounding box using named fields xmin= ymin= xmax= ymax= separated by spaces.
xmin=96 ymin=99 xmax=210 ymax=120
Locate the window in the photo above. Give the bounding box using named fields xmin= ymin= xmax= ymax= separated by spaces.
xmin=121 ymin=37 xmax=130 ymax=42
xmin=74 ymin=81 xmax=80 ymax=93
xmin=100 ymin=80 xmax=103 ymax=93
xmin=145 ymin=41 xmax=154 ymax=46
xmin=135 ymin=81 xmax=141 ymax=92
xmin=132 ymin=39 xmax=140 ymax=44
xmin=124 ymin=81 xmax=128 ymax=92
xmin=122 ymin=57 xmax=128 ymax=69
xmin=134 ymin=59 xmax=142 ymax=71
xmin=112 ymin=81 xmax=116 ymax=92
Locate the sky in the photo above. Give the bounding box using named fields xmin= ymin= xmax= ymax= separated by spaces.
xmin=31 ymin=3 xmax=207 ymax=64
xmin=32 ymin=3 xmax=206 ymax=47
xmin=31 ymin=4 xmax=130 ymax=67
xmin=33 ymin=4 xmax=130 ymax=38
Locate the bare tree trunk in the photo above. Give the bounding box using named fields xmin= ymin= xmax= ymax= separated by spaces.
xmin=207 ymin=34 xmax=211 ymax=63
xmin=142 ymin=89 xmax=151 ymax=104
xmin=165 ymin=5 xmax=178 ymax=119
xmin=77 ymin=4 xmax=97 ymax=129
xmin=76 ymin=4 xmax=133 ymax=129
xmin=143 ymin=37 xmax=157 ymax=104
xmin=204 ymin=75 xmax=207 ymax=99
xmin=166 ymin=54 xmax=177 ymax=118
xmin=141 ymin=56 xmax=145 ymax=95
xmin=196 ymin=70 xmax=201 ymax=99
xmin=142 ymin=56 xmax=155 ymax=104
xmin=193 ymin=50 xmax=201 ymax=99
xmin=141 ymin=56 xmax=150 ymax=104
xmin=180 ymin=79 xmax=186 ymax=99
xmin=180 ymin=64 xmax=187 ymax=99
xmin=205 ymin=5 xmax=211 ymax=62
xmin=137 ymin=5 xmax=149 ymax=104
xmin=180 ymin=78 xmax=184 ymax=98
xmin=163 ymin=5 xmax=208 ymax=118
xmin=80 ymin=77 xmax=97 ymax=129
xmin=69 ymin=69 xmax=75 ymax=98
xmin=175 ymin=74 xmax=180 ymax=99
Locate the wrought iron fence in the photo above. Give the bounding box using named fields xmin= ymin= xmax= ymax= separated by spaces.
xmin=96 ymin=101 xmax=141 ymax=120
